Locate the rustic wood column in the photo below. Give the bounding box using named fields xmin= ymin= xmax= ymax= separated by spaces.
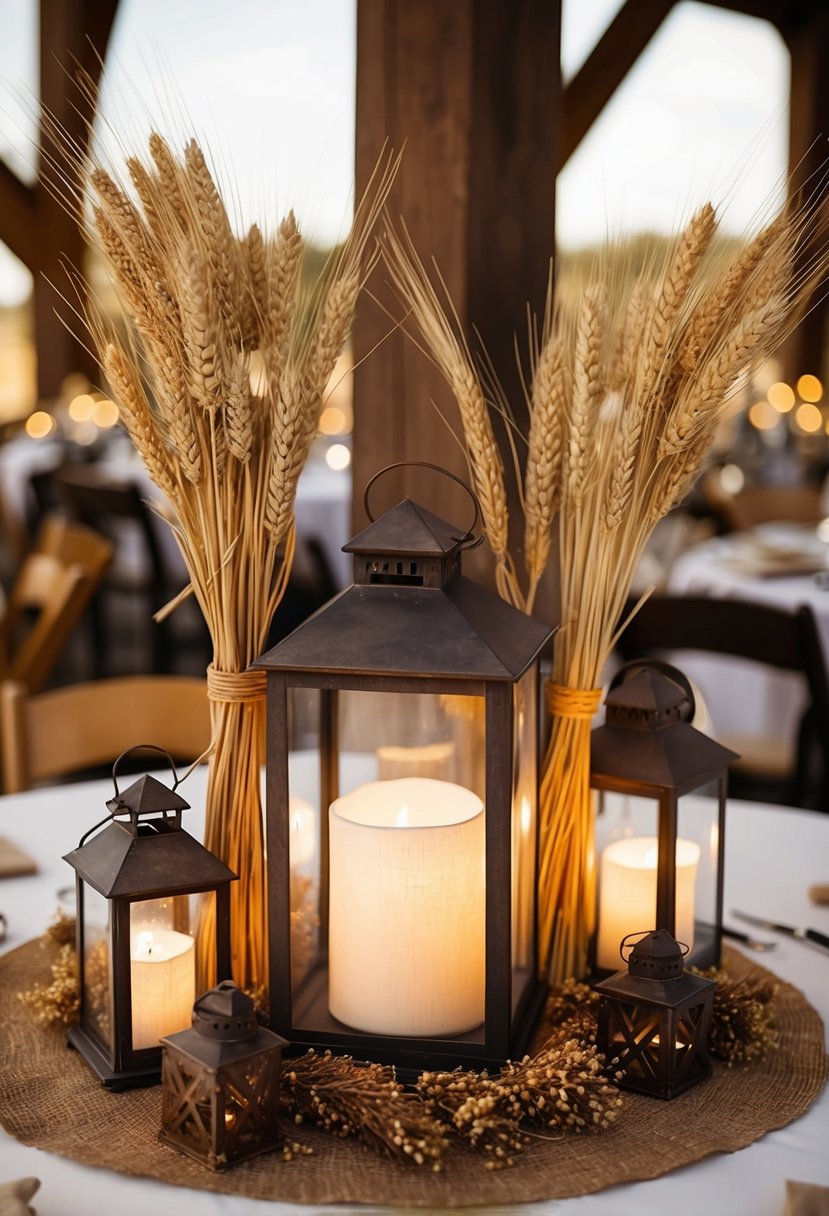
xmin=782 ymin=5 xmax=829 ymax=385
xmin=352 ymin=0 xmax=560 ymax=577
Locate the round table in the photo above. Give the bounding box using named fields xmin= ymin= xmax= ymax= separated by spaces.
xmin=0 ymin=771 xmax=827 ymax=1215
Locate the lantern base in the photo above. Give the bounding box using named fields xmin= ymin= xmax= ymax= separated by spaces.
xmin=275 ymin=964 xmax=548 ymax=1079
xmin=68 ymin=1026 xmax=161 ymax=1091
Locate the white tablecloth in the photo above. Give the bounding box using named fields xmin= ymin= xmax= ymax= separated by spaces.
xmin=666 ymin=533 xmax=829 ymax=740
xmin=0 ymin=771 xmax=827 ymax=1214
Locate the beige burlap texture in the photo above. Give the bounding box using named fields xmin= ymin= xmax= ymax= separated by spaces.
xmin=0 ymin=940 xmax=825 ymax=1207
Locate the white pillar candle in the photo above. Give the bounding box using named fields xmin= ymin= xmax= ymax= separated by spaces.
xmin=130 ymin=928 xmax=196 ymax=1050
xmin=376 ymin=741 xmax=456 ymax=782
xmin=596 ymin=836 xmax=700 ymax=971
xmin=328 ymin=777 xmax=485 ymax=1037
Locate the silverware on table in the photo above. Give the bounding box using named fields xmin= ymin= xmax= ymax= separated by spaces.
xmin=722 ymin=925 xmax=777 ymax=952
xmin=732 ymin=909 xmax=829 ymax=952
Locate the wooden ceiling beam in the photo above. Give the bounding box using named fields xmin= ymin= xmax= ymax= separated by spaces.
xmin=560 ymin=0 xmax=677 ymax=168
xmin=0 ymin=162 xmax=36 ymax=269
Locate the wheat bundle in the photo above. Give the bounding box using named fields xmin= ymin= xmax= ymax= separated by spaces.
xmin=385 ymin=195 xmax=825 ymax=982
xmin=82 ymin=134 xmax=397 ymax=998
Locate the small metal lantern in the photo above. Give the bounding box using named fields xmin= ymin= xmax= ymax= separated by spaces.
xmin=253 ymin=470 xmax=554 ymax=1075
xmin=590 ymin=662 xmax=737 ymax=974
xmin=63 ymin=747 xmax=236 ymax=1090
xmin=595 ymin=929 xmax=715 ymax=1098
xmin=160 ymin=981 xmax=288 ymax=1169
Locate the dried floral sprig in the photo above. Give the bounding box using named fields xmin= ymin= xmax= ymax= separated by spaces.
xmin=18 ymin=943 xmax=79 ymax=1027
xmin=282 ymin=1050 xmax=448 ymax=1169
xmin=695 ymin=964 xmax=779 ymax=1065
xmin=418 ymin=1038 xmax=623 ymax=1171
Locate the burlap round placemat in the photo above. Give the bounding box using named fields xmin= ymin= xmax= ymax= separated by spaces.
xmin=0 ymin=940 xmax=825 ymax=1207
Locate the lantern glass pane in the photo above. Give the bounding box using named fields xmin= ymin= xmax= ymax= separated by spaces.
xmin=677 ymin=794 xmax=719 ymax=965
xmin=337 ymin=688 xmax=486 ymax=796
xmin=287 ymin=686 xmax=323 ymax=993
xmin=128 ymin=896 xmax=202 ymax=1050
xmin=80 ymin=881 xmax=112 ymax=1052
xmin=511 ymin=667 xmax=537 ymax=998
xmin=595 ymin=792 xmax=716 ymax=970
xmin=327 ymin=688 xmax=487 ymax=1041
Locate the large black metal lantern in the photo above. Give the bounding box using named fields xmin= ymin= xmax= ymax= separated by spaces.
xmin=160 ymin=981 xmax=288 ymax=1169
xmin=590 ymin=662 xmax=737 ymax=974
xmin=63 ymin=747 xmax=236 ymax=1090
xmin=595 ymin=929 xmax=715 ymax=1099
xmin=253 ymin=481 xmax=554 ymax=1074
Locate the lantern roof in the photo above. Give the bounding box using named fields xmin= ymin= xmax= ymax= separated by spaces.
xmin=64 ymin=817 xmax=236 ymax=898
xmin=591 ymin=667 xmax=738 ymax=794
xmin=106 ymin=773 xmax=191 ymax=817
xmin=344 ymin=499 xmax=464 ymax=557
xmin=255 ymin=576 xmax=552 ymax=681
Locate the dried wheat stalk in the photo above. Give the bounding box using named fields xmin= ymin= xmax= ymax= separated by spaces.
xmin=384 ymin=196 xmax=826 ymax=982
xmin=80 ymin=134 xmax=397 ymax=997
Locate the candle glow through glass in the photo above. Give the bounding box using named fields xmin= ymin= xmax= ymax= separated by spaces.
xmin=328 ymin=777 xmax=485 ymax=1037
xmin=596 ymin=836 xmax=700 ymax=971
xmin=130 ymin=927 xmax=196 ymax=1050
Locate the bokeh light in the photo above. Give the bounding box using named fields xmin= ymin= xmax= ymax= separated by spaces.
xmin=93 ymin=398 xmax=120 ymax=428
xmin=319 ymin=406 xmax=347 ymax=435
xmin=794 ymin=403 xmax=822 ymax=433
xmin=325 ymin=443 xmax=351 ymax=471
xmin=25 ymin=410 xmax=56 ymax=439
xmin=767 ymin=382 xmax=795 ymax=412
xmin=797 ymin=374 xmax=823 ymax=403
xmin=68 ymin=393 xmax=96 ymax=422
xmin=720 ymin=463 xmax=745 ymax=495
xmin=747 ymin=400 xmax=778 ymax=430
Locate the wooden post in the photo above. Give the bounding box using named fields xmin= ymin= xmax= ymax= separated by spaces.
xmin=33 ymin=0 xmax=119 ymax=399
xmin=352 ymin=0 xmax=560 ymax=581
xmin=782 ymin=5 xmax=829 ymax=385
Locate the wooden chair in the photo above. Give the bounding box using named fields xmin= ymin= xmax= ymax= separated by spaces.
xmin=0 ymin=675 xmax=211 ymax=794
xmin=0 ymin=515 xmax=113 ymax=694
xmin=52 ymin=464 xmax=180 ymax=674
xmin=703 ymin=479 xmax=823 ymax=533
xmin=615 ymin=595 xmax=829 ymax=813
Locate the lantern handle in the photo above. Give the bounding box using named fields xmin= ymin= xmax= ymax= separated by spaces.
xmin=619 ymin=931 xmax=690 ymax=962
xmin=609 ymin=659 xmax=696 ymax=722
xmin=111 ymin=744 xmax=181 ymax=800
xmin=363 ymin=462 xmax=484 ymax=550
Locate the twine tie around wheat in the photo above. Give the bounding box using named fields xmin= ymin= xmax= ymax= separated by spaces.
xmin=206 ymin=664 xmax=267 ymax=704
xmin=545 ymin=683 xmax=603 ymax=721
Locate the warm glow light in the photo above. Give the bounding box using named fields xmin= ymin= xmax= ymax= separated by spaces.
xmin=319 ymin=405 xmax=347 ymax=435
xmin=395 ymin=804 xmax=409 ymax=828
xmin=719 ymin=463 xmax=744 ymax=495
xmin=768 ymin=382 xmax=796 ymax=412
xmin=25 ymin=411 xmax=56 ymax=439
xmin=93 ymin=398 xmax=119 ymax=428
xmin=68 ymin=392 xmax=96 ymax=422
xmin=747 ymin=400 xmax=778 ymax=430
xmin=797 ymin=374 xmax=823 ymax=403
xmin=794 ymin=403 xmax=822 ymax=433
xmin=325 ymin=443 xmax=350 ymax=470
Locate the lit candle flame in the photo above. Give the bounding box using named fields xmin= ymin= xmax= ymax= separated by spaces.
xmin=395 ymin=803 xmax=409 ymax=828
xmin=135 ymin=930 xmax=154 ymax=959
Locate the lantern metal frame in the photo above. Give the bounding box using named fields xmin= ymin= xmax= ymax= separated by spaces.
xmin=63 ymin=747 xmax=236 ymax=1090
xmin=254 ymin=493 xmax=554 ymax=1076
xmin=595 ymin=929 xmax=715 ymax=1099
xmin=160 ymin=981 xmax=288 ymax=1170
xmin=590 ymin=662 xmax=737 ymax=973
